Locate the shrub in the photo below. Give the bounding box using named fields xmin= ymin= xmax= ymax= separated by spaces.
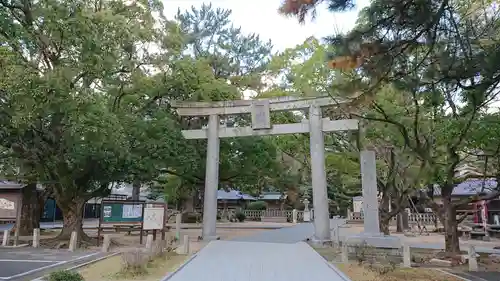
xmin=235 ymin=211 xmax=246 ymax=222
xmin=150 ymin=240 xmax=166 ymax=259
xmin=47 ymin=271 xmax=84 ymax=281
xmin=352 ymin=241 xmax=397 ymax=275
xmin=247 ymin=201 xmax=267 ymax=210
xmin=182 ymin=212 xmax=202 ymax=223
xmin=121 ymin=248 xmax=150 ymax=275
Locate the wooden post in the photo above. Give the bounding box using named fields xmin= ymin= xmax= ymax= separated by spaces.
xmin=69 ymin=231 xmax=77 ymax=251
xmin=330 ymin=224 xmax=339 ymax=246
xmin=161 ymin=204 xmax=166 ymax=241
xmin=101 ymin=234 xmax=111 ymax=253
xmin=13 ymin=195 xmax=22 ymax=246
xmin=341 ymin=242 xmax=348 ymax=263
xmin=32 ymin=228 xmax=40 ymax=248
xmin=175 ymin=213 xmax=181 ymax=240
xmin=182 ymin=234 xmax=190 ymax=254
xmin=145 ymin=234 xmax=154 ymax=251
xmin=402 ymin=244 xmax=411 ymax=268
xmin=2 ymin=230 xmax=9 ymax=246
xmin=468 ymin=245 xmax=478 ymax=271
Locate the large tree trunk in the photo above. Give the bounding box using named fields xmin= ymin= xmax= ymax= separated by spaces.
xmin=396 ymin=210 xmax=410 ymax=232
xmin=402 ymin=210 xmax=409 ymax=230
xmin=396 ymin=213 xmax=403 ymax=232
xmin=131 ymin=180 xmax=141 ymax=201
xmin=379 ymin=190 xmax=391 ymax=235
xmin=55 ymin=198 xmax=89 ymax=244
xmin=19 ymin=183 xmax=41 ymax=236
xmin=442 ymin=195 xmax=460 ymax=254
xmin=183 ymin=195 xmax=195 ymax=212
xmin=380 ymin=216 xmax=391 ymax=235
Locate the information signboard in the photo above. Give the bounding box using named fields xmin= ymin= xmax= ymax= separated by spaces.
xmin=101 ymin=202 xmax=143 ymax=223
xmin=143 ymin=207 xmax=165 ymax=230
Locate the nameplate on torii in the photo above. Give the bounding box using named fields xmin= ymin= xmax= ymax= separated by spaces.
xmin=251 ymin=100 xmax=271 ymax=130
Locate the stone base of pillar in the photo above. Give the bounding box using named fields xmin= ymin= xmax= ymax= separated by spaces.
xmin=344 ymin=232 xmax=401 ymax=249
xmin=201 ymin=235 xmax=220 ymax=241
xmin=303 ymin=211 xmax=311 ymax=222
xmin=309 ymin=237 xmax=332 ymax=246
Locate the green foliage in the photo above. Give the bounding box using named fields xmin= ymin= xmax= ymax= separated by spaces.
xmin=247 ymin=201 xmax=268 ymax=210
xmin=235 ymin=211 xmax=246 ymax=222
xmin=47 ymin=271 xmax=84 ymax=281
xmin=141 ymin=4 xmax=289 ymax=204
xmin=261 ymin=38 xmax=363 ymax=203
xmin=0 ymin=0 xmax=288 ymax=239
xmin=176 ymin=3 xmax=273 ymax=90
xmin=280 ymin=0 xmax=500 ymax=253
xmin=182 ymin=212 xmax=202 ymax=223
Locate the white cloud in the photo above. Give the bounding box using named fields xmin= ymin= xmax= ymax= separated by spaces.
xmin=162 ymin=0 xmax=370 ymax=99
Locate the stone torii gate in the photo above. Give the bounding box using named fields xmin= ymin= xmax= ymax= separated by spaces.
xmin=171 ymin=96 xmax=359 ymax=242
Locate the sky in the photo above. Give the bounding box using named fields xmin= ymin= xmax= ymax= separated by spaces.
xmin=162 ymin=0 xmax=370 ymax=52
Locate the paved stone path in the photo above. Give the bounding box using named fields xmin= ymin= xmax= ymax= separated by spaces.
xmin=230 ymin=222 xmax=315 ymax=243
xmin=232 ymin=219 xmax=500 ymax=254
xmin=230 ymin=219 xmax=347 ymax=243
xmin=161 ymin=240 xmax=351 ymax=281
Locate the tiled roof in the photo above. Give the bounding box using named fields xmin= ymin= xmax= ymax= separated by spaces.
xmin=260 ymin=192 xmax=284 ymax=200
xmin=0 ymin=180 xmax=23 ymax=189
xmin=217 ymin=190 xmax=257 ymax=201
xmin=432 ymin=179 xmax=498 ymax=196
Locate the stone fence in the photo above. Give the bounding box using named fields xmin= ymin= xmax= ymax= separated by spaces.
xmin=242 ymin=209 xmax=306 ymax=222
xmin=348 ymin=212 xmax=439 ymax=226
xmin=167 ymin=209 xmax=311 ymax=222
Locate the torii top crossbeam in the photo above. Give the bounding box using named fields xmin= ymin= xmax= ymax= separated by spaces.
xmin=171 ymin=96 xmax=358 ymax=140
xmin=170 ymin=96 xmax=351 ymax=116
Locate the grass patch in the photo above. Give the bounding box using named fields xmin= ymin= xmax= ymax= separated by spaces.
xmin=336 ymin=263 xmax=463 ymax=281
xmin=312 ymin=245 xmax=342 ymax=262
xmin=78 ymin=253 xmax=188 ymax=281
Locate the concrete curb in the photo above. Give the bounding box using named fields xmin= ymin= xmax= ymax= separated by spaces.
xmin=0 ymin=244 xmax=29 ymax=248
xmin=1 ymin=252 xmax=101 ymax=281
xmin=65 ymin=252 xmax=120 ymax=271
xmin=433 ymin=269 xmax=474 ymax=281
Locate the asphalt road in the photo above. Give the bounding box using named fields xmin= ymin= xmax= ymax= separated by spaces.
xmin=466 ymin=271 xmax=500 ymax=281
xmin=444 ymin=270 xmax=500 ymax=281
xmin=0 ymin=260 xmax=59 ymax=279
xmin=0 ymin=248 xmax=104 ymax=281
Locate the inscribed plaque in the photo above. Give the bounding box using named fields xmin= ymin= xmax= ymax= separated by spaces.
xmin=251 ymin=100 xmax=271 ymax=129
